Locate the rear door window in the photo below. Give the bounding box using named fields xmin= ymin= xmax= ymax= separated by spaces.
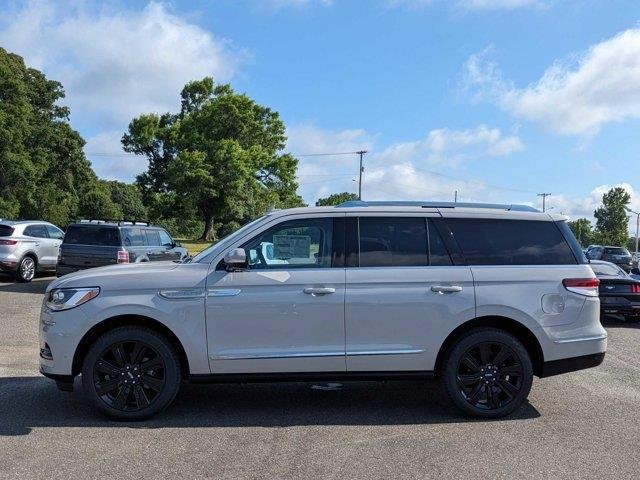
xmin=63 ymin=226 xmax=121 ymax=246
xmin=445 ymin=218 xmax=577 ymax=265
xmin=24 ymin=225 xmax=49 ymax=238
xmin=359 ymin=217 xmax=428 ymax=267
xmin=122 ymin=228 xmax=146 ymax=246
xmin=144 ymin=229 xmax=161 ymax=247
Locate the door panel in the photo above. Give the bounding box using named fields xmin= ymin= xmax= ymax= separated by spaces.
xmin=206 ymin=268 xmax=346 ymax=373
xmin=345 ymin=266 xmax=475 ymax=371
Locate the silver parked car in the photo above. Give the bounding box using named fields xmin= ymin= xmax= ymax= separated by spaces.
xmin=0 ymin=220 xmax=65 ymax=282
xmin=39 ymin=201 xmax=606 ymax=420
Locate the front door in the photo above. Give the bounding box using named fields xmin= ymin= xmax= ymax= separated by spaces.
xmin=205 ymin=215 xmax=346 ymax=374
xmin=345 ymin=214 xmax=476 ymax=372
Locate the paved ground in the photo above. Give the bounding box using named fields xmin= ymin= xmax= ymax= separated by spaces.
xmin=1 ymin=273 xmax=639 ymax=479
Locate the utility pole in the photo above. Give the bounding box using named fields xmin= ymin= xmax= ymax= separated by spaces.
xmin=454 ymin=190 xmax=458 ymax=203
xmin=537 ymin=193 xmax=551 ymax=212
xmin=357 ymin=150 xmax=367 ymax=200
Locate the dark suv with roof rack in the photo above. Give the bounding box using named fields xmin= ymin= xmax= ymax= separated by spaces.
xmin=56 ymin=220 xmax=188 ymax=277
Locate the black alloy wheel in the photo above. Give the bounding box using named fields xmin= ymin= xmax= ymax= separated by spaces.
xmin=443 ymin=328 xmax=533 ymax=418
xmin=82 ymin=327 xmax=181 ymax=420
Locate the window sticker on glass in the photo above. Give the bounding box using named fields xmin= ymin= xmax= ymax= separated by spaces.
xmin=273 ymin=235 xmax=311 ymax=259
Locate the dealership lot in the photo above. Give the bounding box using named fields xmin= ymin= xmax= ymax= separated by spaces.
xmin=1 ymin=275 xmax=639 ymax=479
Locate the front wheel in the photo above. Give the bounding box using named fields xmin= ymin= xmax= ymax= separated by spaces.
xmin=81 ymin=326 xmax=181 ymax=420
xmin=442 ymin=328 xmax=533 ymax=419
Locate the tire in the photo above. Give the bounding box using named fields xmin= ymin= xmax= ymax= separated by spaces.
xmin=81 ymin=326 xmax=181 ymax=420
xmin=442 ymin=328 xmax=533 ymax=419
xmin=16 ymin=256 xmax=36 ymax=283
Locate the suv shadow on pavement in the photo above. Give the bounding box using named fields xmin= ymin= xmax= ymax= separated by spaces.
xmin=0 ymin=274 xmax=53 ymax=294
xmin=601 ymin=317 xmax=640 ymax=330
xmin=0 ymin=376 xmax=540 ymax=436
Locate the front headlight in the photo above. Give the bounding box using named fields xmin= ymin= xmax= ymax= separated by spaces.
xmin=46 ymin=287 xmax=100 ymax=311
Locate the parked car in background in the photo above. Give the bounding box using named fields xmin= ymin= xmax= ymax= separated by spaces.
xmin=56 ymin=220 xmax=188 ymax=277
xmin=586 ymin=246 xmax=633 ymax=272
xmin=0 ymin=220 xmax=65 ymax=282
xmin=40 ymin=201 xmax=606 ymax=420
xmin=589 ymin=260 xmax=640 ymax=323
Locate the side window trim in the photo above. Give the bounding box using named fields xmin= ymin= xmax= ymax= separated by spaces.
xmin=429 ymin=218 xmax=466 ymax=266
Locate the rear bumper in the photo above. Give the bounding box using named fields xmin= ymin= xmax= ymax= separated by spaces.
xmin=56 ymin=264 xmax=89 ymax=277
xmin=600 ymin=303 xmax=640 ymax=318
xmin=539 ymin=352 xmax=605 ymax=378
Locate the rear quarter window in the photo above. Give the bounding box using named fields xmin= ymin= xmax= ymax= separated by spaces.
xmin=445 ymin=218 xmax=577 ymax=266
xmin=63 ymin=225 xmax=121 ymax=246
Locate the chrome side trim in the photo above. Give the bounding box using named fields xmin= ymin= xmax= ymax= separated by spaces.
xmin=346 ymin=348 xmax=425 ymax=356
xmin=207 ymin=289 xmax=242 ymax=297
xmin=158 ymin=288 xmax=206 ymax=300
xmin=211 ymin=351 xmax=344 ymax=360
xmin=553 ymin=334 xmax=608 ymax=344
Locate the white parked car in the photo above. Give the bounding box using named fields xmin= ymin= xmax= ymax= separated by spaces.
xmin=39 ymin=201 xmax=606 ymax=420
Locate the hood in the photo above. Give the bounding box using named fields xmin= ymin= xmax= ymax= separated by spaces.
xmin=47 ymin=261 xmax=201 ymax=292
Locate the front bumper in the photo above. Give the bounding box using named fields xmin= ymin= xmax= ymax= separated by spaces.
xmin=39 ymin=305 xmax=89 ymax=376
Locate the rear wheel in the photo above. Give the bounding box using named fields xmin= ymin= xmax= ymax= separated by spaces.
xmin=81 ymin=327 xmax=181 ymax=420
xmin=442 ymin=328 xmax=533 ymax=418
xmin=16 ymin=256 xmax=36 ymax=282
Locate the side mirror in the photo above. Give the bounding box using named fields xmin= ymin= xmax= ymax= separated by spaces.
xmin=224 ymin=248 xmax=247 ymax=271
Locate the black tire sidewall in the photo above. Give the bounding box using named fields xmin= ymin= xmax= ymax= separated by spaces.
xmin=443 ymin=328 xmax=533 ymax=419
xmin=81 ymin=326 xmax=181 ymax=420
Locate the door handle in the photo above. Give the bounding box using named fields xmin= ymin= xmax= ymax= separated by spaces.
xmin=431 ymin=285 xmax=463 ymax=294
xmin=303 ymin=287 xmax=336 ymax=296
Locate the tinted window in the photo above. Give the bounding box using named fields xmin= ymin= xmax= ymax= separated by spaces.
xmin=24 ymin=225 xmax=49 ymax=238
xmin=359 ymin=217 xmax=428 ymax=267
xmin=63 ymin=225 xmax=121 ymax=246
xmin=145 ymin=230 xmax=161 ymax=247
xmin=0 ymin=225 xmax=15 ymax=237
xmin=158 ymin=230 xmax=173 ymax=247
xmin=604 ymin=247 xmax=629 ymax=256
xmin=45 ymin=225 xmax=64 ymax=240
xmin=446 ymin=219 xmax=577 ymax=265
xmin=591 ymin=263 xmax=627 ymax=277
xmin=242 ymin=218 xmax=332 ymax=269
xmin=428 ymin=219 xmax=452 ymax=266
xmin=122 ymin=228 xmax=146 ymax=246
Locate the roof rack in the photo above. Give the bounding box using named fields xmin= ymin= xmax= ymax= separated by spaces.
xmin=73 ymin=219 xmax=151 ymax=226
xmin=335 ymin=200 xmax=540 ymax=212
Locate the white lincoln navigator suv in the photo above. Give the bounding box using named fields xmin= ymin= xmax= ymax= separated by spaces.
xmin=39 ymin=201 xmax=607 ymax=420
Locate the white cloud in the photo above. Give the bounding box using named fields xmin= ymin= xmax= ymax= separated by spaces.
xmin=84 ymin=132 xmax=146 ymax=181
xmin=287 ymin=124 xmax=523 ymax=204
xmin=465 ymin=28 xmax=640 ymax=135
xmin=0 ymin=1 xmax=243 ymax=131
xmin=263 ymin=0 xmax=333 ymax=7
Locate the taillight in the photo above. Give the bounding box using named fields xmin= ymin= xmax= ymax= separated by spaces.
xmin=563 ymin=278 xmax=600 ymax=297
xmin=631 ymin=284 xmax=640 ymax=293
xmin=117 ymin=250 xmax=129 ymax=264
xmin=0 ymin=239 xmax=17 ymax=245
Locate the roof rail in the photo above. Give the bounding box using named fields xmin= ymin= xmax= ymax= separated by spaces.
xmin=73 ymin=219 xmax=151 ymax=226
xmin=335 ymin=200 xmax=539 ymax=212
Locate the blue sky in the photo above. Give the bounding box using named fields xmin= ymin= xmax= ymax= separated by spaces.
xmin=2 ymin=0 xmax=640 ymax=225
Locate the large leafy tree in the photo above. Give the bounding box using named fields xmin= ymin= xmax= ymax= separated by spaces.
xmin=594 ymin=187 xmax=631 ymax=247
xmin=316 ymin=192 xmax=359 ymax=206
xmin=123 ymin=78 xmax=304 ymax=241
xmin=0 ymin=48 xmax=116 ymax=227
xmin=568 ymin=218 xmax=594 ymax=247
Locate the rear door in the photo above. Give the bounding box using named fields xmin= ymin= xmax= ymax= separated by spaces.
xmin=59 ymin=225 xmax=122 ymax=269
xmin=143 ymin=229 xmax=164 ymax=261
xmin=44 ymin=225 xmax=64 ymax=266
xmin=158 ymin=229 xmax=181 ymax=261
xmin=344 ymin=213 xmax=475 ymax=372
xmin=24 ymin=224 xmax=56 ymax=267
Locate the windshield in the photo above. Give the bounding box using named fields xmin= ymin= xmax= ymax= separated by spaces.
xmin=190 ymin=214 xmax=271 ymax=263
xmin=590 ymin=262 xmax=627 ymax=277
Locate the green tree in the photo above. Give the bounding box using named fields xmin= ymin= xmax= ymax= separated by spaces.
xmin=123 ymin=78 xmax=303 ymax=240
xmin=568 ymin=218 xmax=594 ymax=247
xmin=316 ymin=192 xmax=359 ymax=206
xmin=593 ymin=187 xmax=631 ymax=247
xmin=0 ymin=47 xmax=104 ymax=227
xmin=103 ymin=180 xmax=148 ymax=220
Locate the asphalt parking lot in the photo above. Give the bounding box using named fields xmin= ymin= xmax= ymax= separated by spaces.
xmin=1 ymin=274 xmax=639 ymax=479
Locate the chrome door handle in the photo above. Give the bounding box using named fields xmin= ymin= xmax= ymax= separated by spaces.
xmin=303 ymin=287 xmax=335 ymax=296
xmin=431 ymin=285 xmax=463 ymax=294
